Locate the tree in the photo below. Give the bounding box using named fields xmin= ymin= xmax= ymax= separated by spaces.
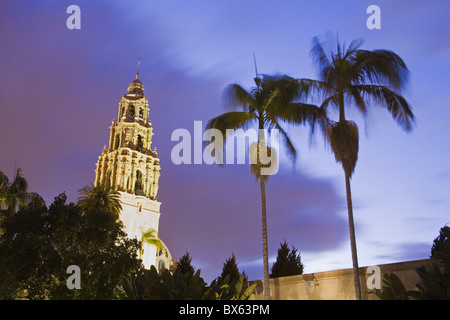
xmin=139 ymin=266 xmax=208 ymax=300
xmin=141 ymin=228 xmax=168 ymax=252
xmin=375 ymin=273 xmax=409 ymax=300
xmin=77 ymin=183 xmax=122 ymax=218
xmin=0 ymin=168 xmax=44 ymax=219
xmin=207 ymin=74 xmax=326 ymax=300
xmin=176 ymin=251 xmax=195 ymax=275
xmin=302 ymin=35 xmax=415 ymax=299
xmin=270 ymin=240 xmax=304 ymax=278
xmin=209 ymin=274 xmax=257 ymax=300
xmin=409 ymin=225 xmax=450 ymax=300
xmin=431 ymin=225 xmax=450 ymax=267
xmin=376 ymin=226 xmax=450 ymax=300
xmin=133 ymin=265 xmax=257 ymax=300
xmin=220 ymin=253 xmax=248 ymax=284
xmin=209 ymin=253 xmax=251 ymax=300
xmin=141 ymin=227 xmax=171 ymax=268
xmin=129 ymin=252 xmax=256 ymax=300
xmin=0 ymin=192 xmax=143 ymax=299
xmin=0 ymin=199 xmax=54 ymax=299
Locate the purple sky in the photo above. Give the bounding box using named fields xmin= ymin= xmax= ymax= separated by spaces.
xmin=1 ymin=0 xmax=449 ymax=283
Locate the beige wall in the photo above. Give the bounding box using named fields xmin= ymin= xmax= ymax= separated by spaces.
xmin=249 ymin=259 xmax=432 ymax=300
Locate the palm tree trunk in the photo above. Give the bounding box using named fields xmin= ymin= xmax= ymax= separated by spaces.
xmin=260 ymin=175 xmax=270 ymax=300
xmin=345 ymin=172 xmax=362 ymax=300
xmin=257 ymin=119 xmax=270 ymax=300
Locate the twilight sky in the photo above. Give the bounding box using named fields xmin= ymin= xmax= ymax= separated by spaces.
xmin=0 ymin=0 xmax=449 ymax=283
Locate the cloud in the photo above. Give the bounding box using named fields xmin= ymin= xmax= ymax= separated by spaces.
xmin=0 ymin=0 xmax=349 ymax=283
xmin=157 ymin=157 xmax=347 ymax=281
xmin=3 ymin=0 xmax=446 ymax=286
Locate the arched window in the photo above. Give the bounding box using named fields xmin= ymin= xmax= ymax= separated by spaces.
xmin=158 ymin=259 xmax=166 ymax=271
xmin=139 ymin=108 xmax=143 ymax=119
xmin=127 ymin=105 xmax=135 ymax=121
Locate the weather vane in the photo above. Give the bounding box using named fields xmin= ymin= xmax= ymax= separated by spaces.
xmin=253 ymin=52 xmax=259 ymax=78
xmin=137 ymin=57 xmax=141 ymax=78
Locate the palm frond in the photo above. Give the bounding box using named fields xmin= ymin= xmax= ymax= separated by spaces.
xmin=318 ymin=93 xmax=339 ymax=111
xmin=268 ymin=120 xmax=297 ymax=164
xmin=223 ymin=84 xmax=255 ymax=111
xmin=205 ymin=111 xmax=256 ymax=142
xmin=260 ymin=74 xmax=301 ymax=103
xmin=142 ymin=228 xmax=168 ymax=251
xmin=346 ymin=85 xmax=367 ymax=115
xmin=310 ymin=36 xmax=332 ymax=79
xmin=354 ymin=84 xmax=415 ymax=132
xmin=77 ymin=184 xmax=122 ymax=217
xmin=298 ymin=78 xmax=331 ymax=102
xmin=352 ymin=49 xmax=410 ymax=91
xmin=261 ymin=88 xmax=280 ymax=113
xmin=10 ymin=169 xmax=28 ymax=202
xmin=0 ymin=171 xmax=9 ymax=189
xmin=288 ymin=102 xmax=328 ymax=127
xmin=343 ymin=38 xmax=364 ymax=60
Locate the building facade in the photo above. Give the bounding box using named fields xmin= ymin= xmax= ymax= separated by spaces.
xmin=94 ymin=72 xmax=172 ymax=272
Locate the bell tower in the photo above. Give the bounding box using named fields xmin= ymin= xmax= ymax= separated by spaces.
xmin=94 ymin=71 xmax=172 ymax=271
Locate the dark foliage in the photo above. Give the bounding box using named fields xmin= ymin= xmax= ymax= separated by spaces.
xmin=270 ymin=240 xmax=304 ymax=278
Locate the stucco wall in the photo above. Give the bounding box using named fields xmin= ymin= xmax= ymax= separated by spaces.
xmin=249 ymin=259 xmax=432 ymax=300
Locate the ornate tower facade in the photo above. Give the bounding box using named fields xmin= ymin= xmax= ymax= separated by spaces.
xmin=94 ymin=72 xmax=172 ymax=271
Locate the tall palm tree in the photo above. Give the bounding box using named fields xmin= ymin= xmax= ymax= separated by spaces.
xmin=77 ymin=183 xmax=122 ymax=217
xmin=206 ymin=74 xmax=326 ymax=300
xmin=301 ymin=36 xmax=415 ymax=299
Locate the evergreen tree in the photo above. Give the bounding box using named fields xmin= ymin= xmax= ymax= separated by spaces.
xmin=220 ymin=253 xmax=248 ymax=284
xmin=176 ymin=251 xmax=195 ymax=274
xmin=270 ymin=240 xmax=304 ymax=278
xmin=431 ymin=226 xmax=450 ymax=266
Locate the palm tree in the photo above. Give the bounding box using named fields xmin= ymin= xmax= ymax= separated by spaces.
xmin=141 ymin=228 xmax=172 ymax=267
xmin=206 ymin=74 xmax=326 ymax=300
xmin=77 ymin=183 xmax=122 ymax=217
xmin=0 ymin=168 xmax=44 ymax=218
xmin=141 ymin=228 xmax=168 ymax=252
xmin=301 ymin=36 xmax=415 ymax=299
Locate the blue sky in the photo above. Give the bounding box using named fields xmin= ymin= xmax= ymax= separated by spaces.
xmin=0 ymin=0 xmax=449 ymax=283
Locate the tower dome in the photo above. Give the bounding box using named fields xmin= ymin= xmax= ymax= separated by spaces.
xmin=127 ymin=73 xmax=145 ymax=96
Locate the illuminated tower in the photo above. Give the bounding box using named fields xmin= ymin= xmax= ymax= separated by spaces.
xmin=94 ymin=71 xmax=172 ymax=271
